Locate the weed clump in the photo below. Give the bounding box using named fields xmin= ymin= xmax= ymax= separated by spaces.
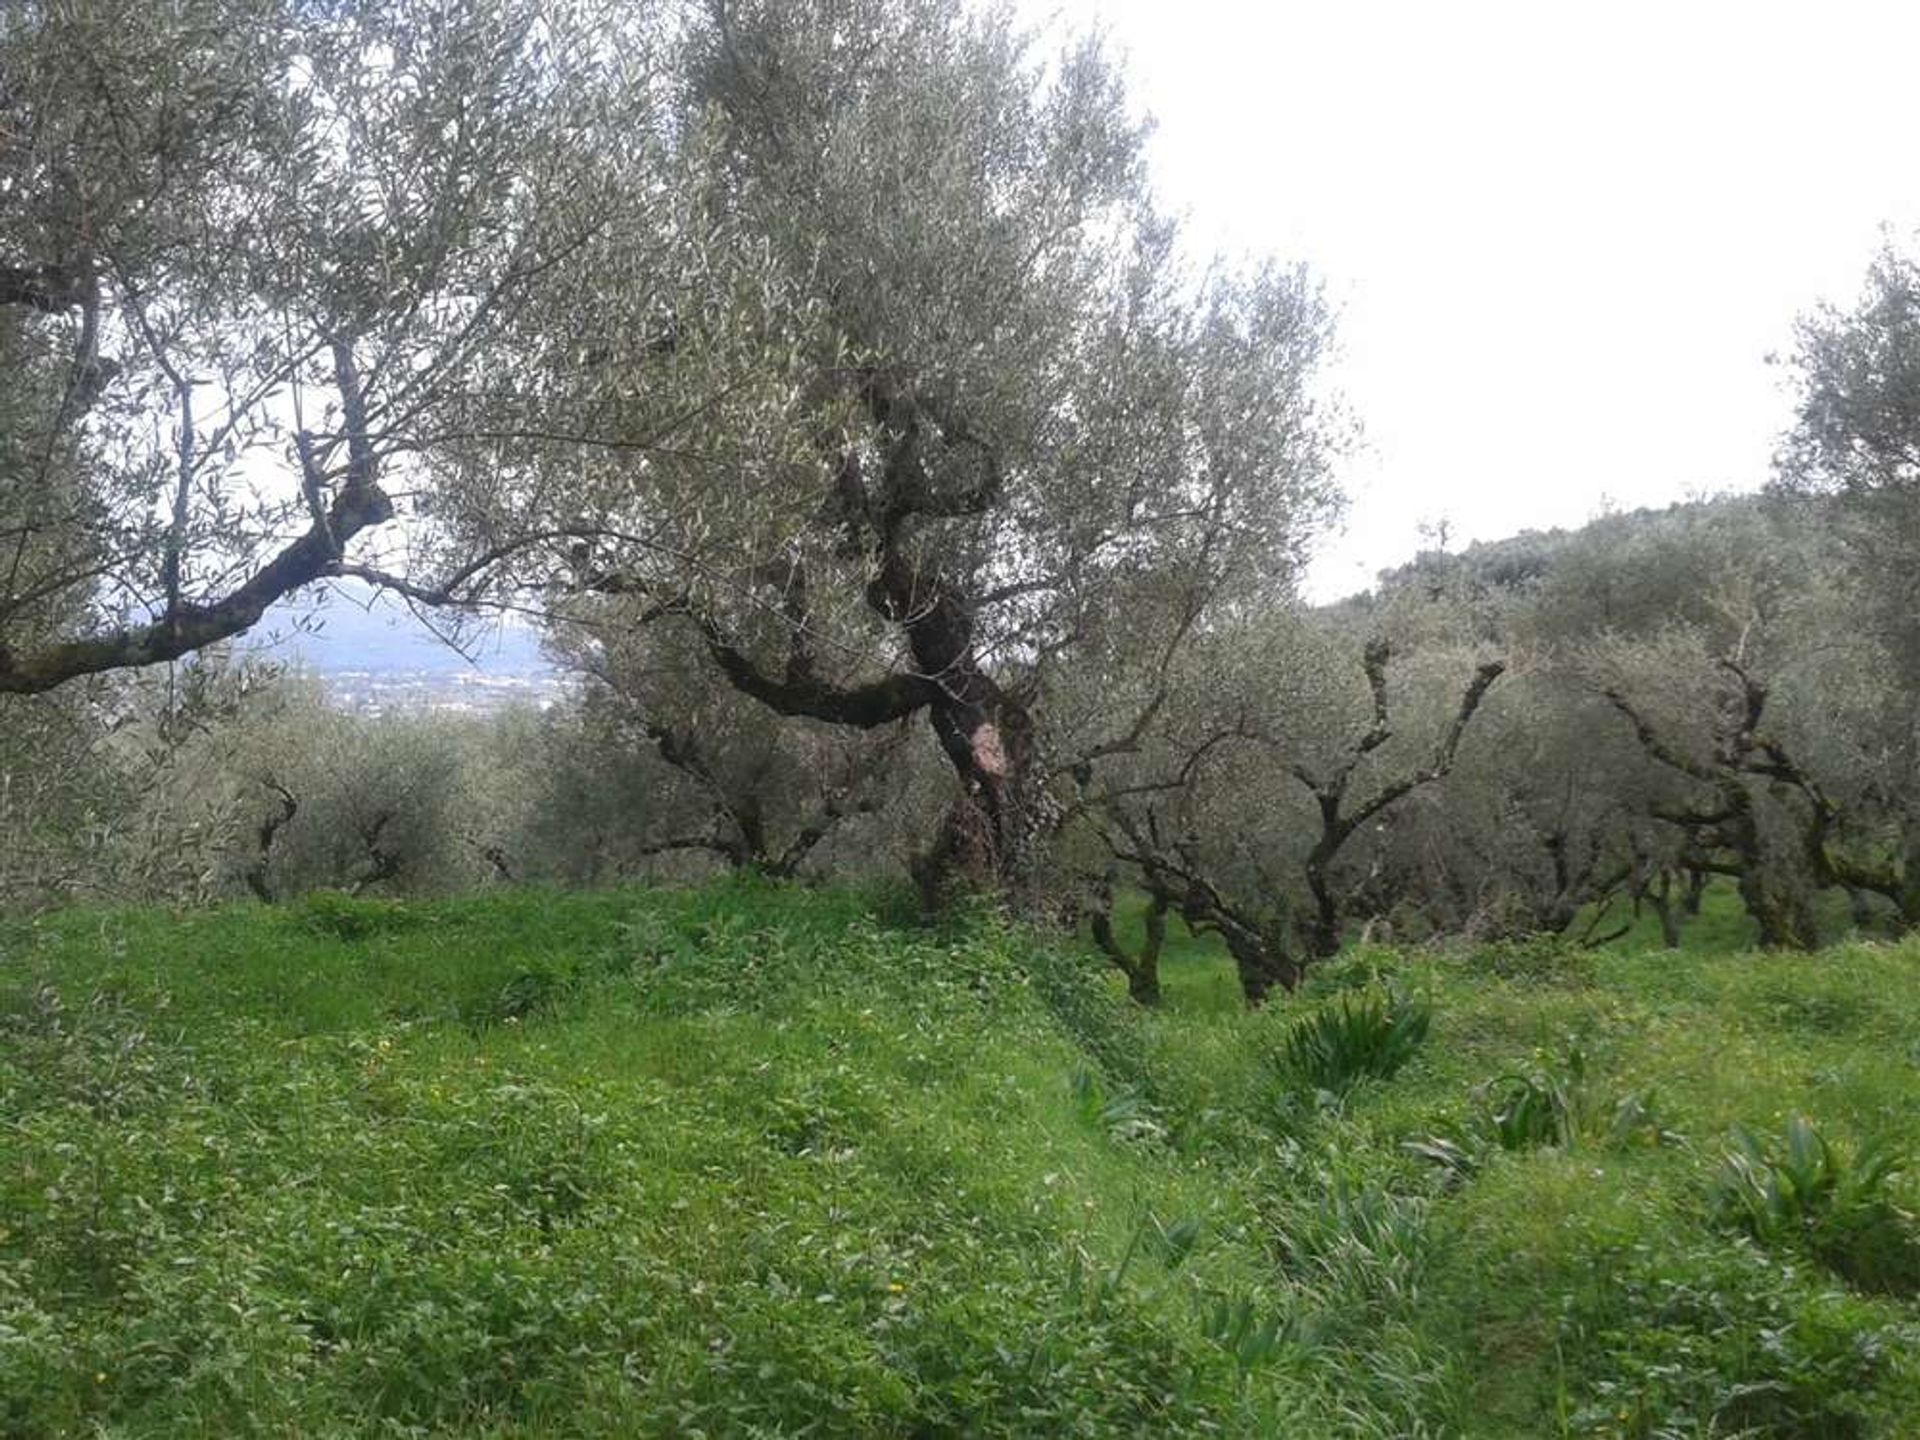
xmin=1475 ymin=933 xmax=1597 ymax=986
xmin=1554 ymin=1239 xmax=1893 ymax=1438
xmin=1275 ymin=983 xmax=1431 ymax=1092
xmin=1482 ymin=1042 xmax=1677 ymax=1153
xmin=1710 ymin=1116 xmax=1920 ymax=1294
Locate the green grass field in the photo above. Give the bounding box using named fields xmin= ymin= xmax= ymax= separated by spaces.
xmin=3 ymin=880 xmax=1917 ymax=1436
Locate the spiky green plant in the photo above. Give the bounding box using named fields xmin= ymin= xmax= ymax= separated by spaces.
xmin=1482 ymin=1042 xmax=1678 ymax=1153
xmin=1710 ymin=1115 xmax=1919 ymax=1293
xmin=1488 ymin=1060 xmax=1581 ymax=1150
xmin=1277 ymin=984 xmax=1431 ymax=1091
xmin=1199 ymin=1294 xmax=1307 ymax=1376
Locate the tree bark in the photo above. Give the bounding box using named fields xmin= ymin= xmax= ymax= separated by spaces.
xmin=1646 ymin=870 xmax=1682 ymax=949
xmin=1089 ymin=887 xmax=1167 ymax=1005
xmin=241 ymin=781 xmax=298 ymax=904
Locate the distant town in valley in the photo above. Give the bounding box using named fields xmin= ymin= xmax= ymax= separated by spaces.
xmin=244 ymin=580 xmax=566 ymax=714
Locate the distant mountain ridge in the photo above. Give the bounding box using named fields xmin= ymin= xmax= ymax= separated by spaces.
xmin=243 ymin=580 xmax=560 ymax=712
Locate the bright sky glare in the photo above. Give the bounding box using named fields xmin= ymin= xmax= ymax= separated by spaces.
xmin=1031 ymin=0 xmax=1920 ymax=598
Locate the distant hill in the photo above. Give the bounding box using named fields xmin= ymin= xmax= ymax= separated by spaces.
xmin=1359 ymin=492 xmax=1774 ymax=601
xmin=243 ymin=579 xmax=562 ymax=713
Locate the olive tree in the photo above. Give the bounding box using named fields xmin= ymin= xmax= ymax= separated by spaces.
xmin=0 ymin=651 xmax=291 ymax=906
xmin=0 ymin=0 xmax=645 ymax=692
xmin=1586 ymin=632 xmax=1824 ymax=949
xmin=535 ymin=631 xmax=929 ymax=879
xmin=1579 ymin=628 xmax=1914 ymax=951
xmin=236 ymin=706 xmax=487 ymax=900
xmin=1547 ymin=489 xmax=1920 ymax=947
xmin=1776 ymin=243 xmax=1920 ymax=679
xmin=68 ymin=662 xmax=483 ymax=902
xmin=1771 ymin=243 xmax=1920 ymax=925
xmin=0 ymin=683 xmax=125 ymax=907
xmin=385 ymin=0 xmax=1343 ymax=901
xmin=1364 ymin=675 xmax=1660 ymax=944
xmin=1073 ymin=611 xmax=1502 ymax=1003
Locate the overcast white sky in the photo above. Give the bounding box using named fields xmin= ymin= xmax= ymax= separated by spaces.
xmin=1030 ymin=0 xmax=1920 ymax=598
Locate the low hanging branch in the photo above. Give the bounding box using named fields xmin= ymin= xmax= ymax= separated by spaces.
xmin=1093 ymin=803 xmax=1303 ymax=1005
xmin=240 ymin=778 xmax=299 ymax=904
xmin=1712 ymin=662 xmax=1919 ymax=930
xmin=1087 ymin=874 xmax=1169 ymax=1005
xmin=0 ymin=338 xmax=394 ymax=695
xmin=347 ymin=809 xmax=404 ymax=897
xmin=1533 ymin=815 xmax=1636 ymax=938
xmin=612 ymin=692 xmax=906 ymax=876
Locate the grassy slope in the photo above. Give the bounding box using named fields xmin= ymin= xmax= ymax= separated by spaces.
xmin=1 ymin=881 xmax=1916 ymax=1438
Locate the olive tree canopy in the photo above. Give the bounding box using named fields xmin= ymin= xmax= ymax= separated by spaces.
xmin=0 ymin=0 xmax=652 ymax=691
xmin=1776 ymin=242 xmax=1920 ymax=682
xmin=394 ymin=0 xmax=1344 ymax=891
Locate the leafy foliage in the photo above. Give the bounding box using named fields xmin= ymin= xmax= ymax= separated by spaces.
xmin=1710 ymin=1116 xmax=1920 ymax=1293
xmin=1552 ymin=1239 xmax=1893 ymax=1439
